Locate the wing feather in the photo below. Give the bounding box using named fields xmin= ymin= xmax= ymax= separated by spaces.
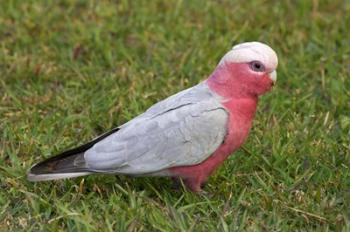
xmin=84 ymin=82 xmax=228 ymax=175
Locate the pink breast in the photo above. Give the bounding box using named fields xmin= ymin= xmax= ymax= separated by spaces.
xmin=169 ymin=98 xmax=257 ymax=181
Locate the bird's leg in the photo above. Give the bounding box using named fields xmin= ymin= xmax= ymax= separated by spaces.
xmin=171 ymin=177 xmax=202 ymax=192
xmin=171 ymin=177 xmax=183 ymax=191
xmin=183 ymin=177 xmax=205 ymax=193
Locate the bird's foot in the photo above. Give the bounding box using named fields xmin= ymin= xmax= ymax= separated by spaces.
xmin=183 ymin=178 xmax=208 ymax=193
xmin=171 ymin=177 xmax=183 ymax=192
xmin=171 ymin=177 xmax=211 ymax=195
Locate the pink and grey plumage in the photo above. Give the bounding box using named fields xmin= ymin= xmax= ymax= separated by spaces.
xmin=28 ymin=42 xmax=278 ymax=192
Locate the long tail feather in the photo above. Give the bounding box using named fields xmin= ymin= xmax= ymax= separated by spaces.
xmin=27 ymin=152 xmax=91 ymax=181
xmin=27 ymin=127 xmax=120 ymax=182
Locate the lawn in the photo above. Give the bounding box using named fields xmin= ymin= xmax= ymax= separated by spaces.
xmin=1 ymin=0 xmax=349 ymax=231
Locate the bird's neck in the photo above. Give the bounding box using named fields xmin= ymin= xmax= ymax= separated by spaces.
xmin=206 ymin=65 xmax=258 ymax=100
xmin=222 ymin=98 xmax=258 ymax=123
xmin=206 ymin=66 xmax=259 ymax=115
xmin=207 ymin=67 xmax=259 ymax=149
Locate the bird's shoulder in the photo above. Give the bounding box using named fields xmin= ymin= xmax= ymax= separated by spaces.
xmin=124 ymin=81 xmax=224 ymax=124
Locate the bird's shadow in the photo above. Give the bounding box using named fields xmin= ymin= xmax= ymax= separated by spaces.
xmin=73 ymin=174 xmax=183 ymax=198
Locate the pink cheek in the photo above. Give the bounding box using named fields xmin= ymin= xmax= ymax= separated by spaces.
xmin=260 ymin=75 xmax=274 ymax=89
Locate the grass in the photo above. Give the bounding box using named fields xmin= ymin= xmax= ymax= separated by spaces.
xmin=1 ymin=0 xmax=349 ymax=231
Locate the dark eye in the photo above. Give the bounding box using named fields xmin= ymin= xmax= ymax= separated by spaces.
xmin=249 ymin=61 xmax=265 ymax=72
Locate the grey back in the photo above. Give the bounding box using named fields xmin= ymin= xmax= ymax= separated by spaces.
xmin=84 ymin=82 xmax=228 ymax=175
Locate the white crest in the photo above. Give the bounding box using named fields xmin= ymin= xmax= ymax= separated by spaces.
xmin=219 ymin=42 xmax=278 ymax=70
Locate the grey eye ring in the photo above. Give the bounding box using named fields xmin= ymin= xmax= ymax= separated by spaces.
xmin=249 ymin=61 xmax=265 ymax=72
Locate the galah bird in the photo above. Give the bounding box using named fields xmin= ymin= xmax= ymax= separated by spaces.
xmin=28 ymin=41 xmax=278 ymax=192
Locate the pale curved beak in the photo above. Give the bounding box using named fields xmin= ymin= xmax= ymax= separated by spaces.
xmin=268 ymin=70 xmax=277 ymax=84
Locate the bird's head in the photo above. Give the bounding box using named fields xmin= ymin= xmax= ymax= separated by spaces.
xmin=208 ymin=42 xmax=278 ymax=98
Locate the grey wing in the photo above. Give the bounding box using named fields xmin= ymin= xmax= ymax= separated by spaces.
xmin=84 ymin=83 xmax=228 ymax=175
